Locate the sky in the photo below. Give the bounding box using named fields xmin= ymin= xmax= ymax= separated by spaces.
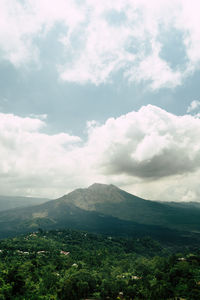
xmin=0 ymin=0 xmax=200 ymax=202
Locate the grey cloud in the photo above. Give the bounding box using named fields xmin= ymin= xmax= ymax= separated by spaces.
xmin=88 ymin=105 xmax=200 ymax=180
xmin=104 ymin=148 xmax=199 ymax=179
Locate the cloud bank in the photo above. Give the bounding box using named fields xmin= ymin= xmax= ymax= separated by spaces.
xmin=1 ymin=0 xmax=200 ymax=88
xmin=0 ymin=105 xmax=200 ymax=202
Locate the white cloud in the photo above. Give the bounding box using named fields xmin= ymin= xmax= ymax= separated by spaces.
xmin=0 ymin=112 xmax=82 ymax=198
xmin=0 ymin=0 xmax=39 ymax=66
xmin=0 ymin=0 xmax=83 ymax=66
xmin=59 ymin=0 xmax=181 ymax=88
xmin=187 ymin=100 xmax=200 ymax=113
xmin=84 ymin=105 xmax=200 ymax=202
xmin=29 ymin=114 xmax=48 ymax=120
xmin=1 ymin=106 xmax=200 ymax=202
xmin=1 ymin=0 xmax=200 ymax=88
xmin=86 ymin=105 xmax=200 ymax=180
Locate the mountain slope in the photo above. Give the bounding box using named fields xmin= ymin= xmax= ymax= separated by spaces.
xmin=0 ymin=195 xmax=49 ymax=212
xmin=0 ymin=200 xmax=199 ymax=245
xmin=0 ymin=183 xmax=200 ymax=243
xmin=58 ymin=183 xmax=200 ymax=232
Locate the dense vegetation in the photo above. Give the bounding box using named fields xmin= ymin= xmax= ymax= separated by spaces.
xmin=0 ymin=229 xmax=200 ymax=299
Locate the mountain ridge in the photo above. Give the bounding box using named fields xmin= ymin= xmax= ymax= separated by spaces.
xmin=0 ymin=195 xmax=49 ymax=212
xmin=0 ymin=183 xmax=200 ymax=244
xmin=56 ymin=183 xmax=200 ymax=231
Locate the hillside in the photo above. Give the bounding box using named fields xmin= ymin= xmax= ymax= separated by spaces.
xmin=58 ymin=183 xmax=200 ymax=232
xmin=0 ymin=183 xmax=200 ymax=244
xmin=0 ymin=200 xmax=194 ymax=244
xmin=0 ymin=195 xmax=49 ymax=211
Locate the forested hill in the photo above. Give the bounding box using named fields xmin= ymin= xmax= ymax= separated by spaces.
xmin=0 ymin=229 xmax=200 ymax=299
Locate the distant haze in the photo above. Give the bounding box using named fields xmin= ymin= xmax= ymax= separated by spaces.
xmin=0 ymin=196 xmax=49 ymax=212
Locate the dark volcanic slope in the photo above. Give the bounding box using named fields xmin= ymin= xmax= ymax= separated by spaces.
xmin=57 ymin=183 xmax=200 ymax=232
xmin=0 ymin=199 xmax=198 ymax=245
xmin=0 ymin=183 xmax=200 ymax=242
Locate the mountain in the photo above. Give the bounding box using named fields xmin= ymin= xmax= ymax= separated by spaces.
xmin=0 ymin=183 xmax=200 ymax=244
xmin=0 ymin=195 xmax=49 ymax=212
xmin=0 ymin=194 xmax=184 ymax=243
xmin=161 ymin=201 xmax=200 ymax=210
xmin=58 ymin=183 xmax=200 ymax=232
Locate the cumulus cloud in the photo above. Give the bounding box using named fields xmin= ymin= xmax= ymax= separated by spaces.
xmin=1 ymin=106 xmax=200 ymax=202
xmin=187 ymin=100 xmax=200 ymax=113
xmin=0 ymin=112 xmax=82 ymax=198
xmin=0 ymin=0 xmax=83 ymax=66
xmin=0 ymin=0 xmax=200 ymax=88
xmin=86 ymin=105 xmax=200 ymax=180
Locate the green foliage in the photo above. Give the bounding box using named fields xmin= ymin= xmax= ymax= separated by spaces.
xmin=0 ymin=229 xmax=200 ymax=299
